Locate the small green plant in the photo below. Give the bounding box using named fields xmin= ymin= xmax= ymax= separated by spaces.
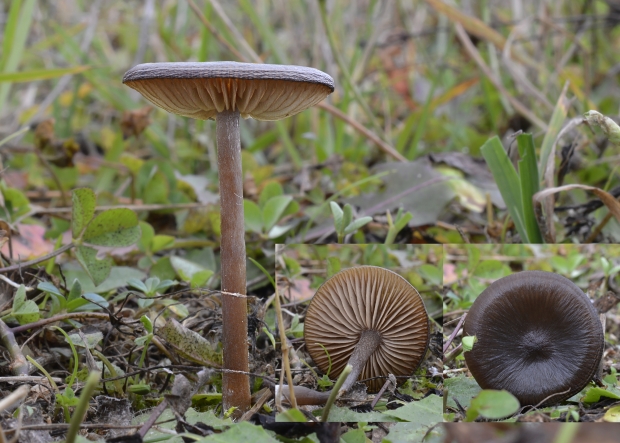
xmin=480 ymin=133 xmax=542 ymax=243
xmin=127 ymin=276 xmax=177 ymax=309
xmin=244 ymin=182 xmax=299 ymax=239
xmin=385 ymin=208 xmax=413 ymax=245
xmin=127 ymin=315 xmax=154 ymax=395
xmin=330 ymin=201 xmax=372 ymax=243
xmin=38 ymin=279 xmax=108 ymax=315
xmin=1 ymin=285 xmax=39 ymax=325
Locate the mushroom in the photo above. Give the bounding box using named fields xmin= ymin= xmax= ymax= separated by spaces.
xmin=122 ymin=61 xmax=334 ymax=414
xmin=303 ymin=266 xmax=430 ymax=397
xmin=463 ymin=270 xmax=604 ymax=406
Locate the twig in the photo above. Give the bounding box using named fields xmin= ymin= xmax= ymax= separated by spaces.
xmin=239 ymin=387 xmax=273 ymax=421
xmin=27 ymin=202 xmax=207 ymax=216
xmin=274 ymin=287 xmax=297 ymax=409
xmin=0 ymin=242 xmax=74 ymax=274
xmin=370 ymin=376 xmax=394 ymax=410
xmin=9 ymin=312 xmax=110 ymax=334
xmin=0 ymin=274 xmax=32 ymax=291
xmin=0 ymin=320 xmax=29 ymax=376
xmin=443 ymin=344 xmax=462 ymax=365
xmin=0 ymin=385 xmax=30 ymax=413
xmin=138 ymin=399 xmax=168 ymax=438
xmin=443 ymin=314 xmax=466 ymax=354
xmin=0 ymin=376 xmax=63 ymax=383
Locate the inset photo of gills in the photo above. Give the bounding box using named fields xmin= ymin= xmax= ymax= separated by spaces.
xmin=272 ymin=244 xmax=443 ymax=430
xmin=443 ymin=244 xmax=620 ymax=424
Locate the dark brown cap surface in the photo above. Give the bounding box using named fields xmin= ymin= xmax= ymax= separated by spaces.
xmin=463 ymin=270 xmax=604 ymax=406
xmin=304 ymin=266 xmax=430 ymax=392
xmin=123 ymin=61 xmax=334 ymax=121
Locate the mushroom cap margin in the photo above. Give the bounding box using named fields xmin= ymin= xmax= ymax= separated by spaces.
xmin=123 ymin=61 xmax=334 ymax=121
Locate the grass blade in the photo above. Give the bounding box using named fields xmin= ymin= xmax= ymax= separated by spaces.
xmin=0 ymin=66 xmax=91 ymax=83
xmin=0 ymin=0 xmax=37 ymax=113
xmin=539 ymin=82 xmax=569 ymax=176
xmin=481 ymin=136 xmax=528 ymax=241
xmin=516 ymin=133 xmax=543 ymax=243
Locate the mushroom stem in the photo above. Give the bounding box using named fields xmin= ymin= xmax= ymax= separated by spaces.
xmin=339 ymin=329 xmax=382 ymax=395
xmin=216 ymin=109 xmax=250 ymax=415
xmin=276 ymin=330 xmax=382 ymax=406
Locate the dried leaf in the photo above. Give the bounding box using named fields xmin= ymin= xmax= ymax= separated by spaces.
xmin=158 ymin=319 xmax=222 ymax=367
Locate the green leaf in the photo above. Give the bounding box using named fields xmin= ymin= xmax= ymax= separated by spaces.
xmin=326 ymin=257 xmax=341 ymax=278
xmin=127 ymin=278 xmax=148 ymax=293
xmin=330 ymin=201 xmax=344 ymax=232
xmin=198 ymin=421 xmax=279 ymax=443
xmin=481 ymin=136 xmax=528 ymax=241
xmin=444 ymin=375 xmax=481 ymax=410
xmin=344 ymin=216 xmax=372 ymax=235
xmin=170 ymin=256 xmax=213 ymax=284
xmin=262 ymin=195 xmax=293 ymax=232
xmin=82 ymin=208 xmax=141 ymax=247
xmin=67 ymin=330 xmax=103 ymax=349
xmin=190 ymin=270 xmax=214 ymax=289
xmin=37 ymin=282 xmax=62 ymax=297
xmin=473 ymin=260 xmax=507 ymax=280
xmin=67 ymin=279 xmax=82 ymax=303
xmin=243 ymin=199 xmax=263 ymax=234
xmin=151 ymin=235 xmax=175 ymax=253
xmin=140 ymin=315 xmax=153 ymax=334
xmin=259 ymin=182 xmax=283 ymax=207
xmin=66 ymin=293 xmax=108 ymax=312
xmin=466 ymin=390 xmax=520 ymax=421
xmin=341 ymin=429 xmax=367 ymax=443
xmin=314 ymin=405 xmax=395 ymax=422
xmin=12 ymin=285 xmax=39 ymax=325
xmin=417 ymin=264 xmax=442 ymax=286
xmin=75 ymin=245 xmax=113 ymax=286
xmin=516 ymin=133 xmax=542 ymax=243
xmin=137 ymin=221 xmax=154 ymax=253
xmin=604 ymin=405 xmax=620 ymax=422
xmin=582 ymin=386 xmax=620 ymax=403
xmin=342 ymin=204 xmax=353 ymax=231
xmin=275 ymin=408 xmax=307 ymax=422
xmin=384 ymin=394 xmax=443 ymax=423
xmin=248 ymin=257 xmax=275 ymax=289
xmin=462 ymin=335 xmax=476 ymax=352
xmin=71 ymin=188 xmax=96 ymax=240
xmin=394 ymin=210 xmax=413 ymax=232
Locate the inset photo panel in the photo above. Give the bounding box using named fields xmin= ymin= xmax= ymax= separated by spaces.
xmin=443 ymin=244 xmax=620 ymax=426
xmin=273 ymin=244 xmax=443 ymax=431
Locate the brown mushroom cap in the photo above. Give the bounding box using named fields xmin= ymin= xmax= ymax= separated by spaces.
xmin=304 ymin=266 xmax=430 ymax=392
xmin=463 ymin=271 xmax=604 ymax=406
xmin=122 ymin=61 xmax=334 ymax=121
